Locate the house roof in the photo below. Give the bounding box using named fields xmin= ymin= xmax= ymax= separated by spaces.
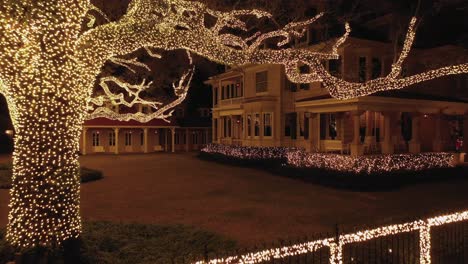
xmin=84 ymin=118 xmax=177 ymax=128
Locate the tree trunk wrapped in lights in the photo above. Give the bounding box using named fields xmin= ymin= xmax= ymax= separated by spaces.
xmin=0 ymin=0 xmax=466 ymax=249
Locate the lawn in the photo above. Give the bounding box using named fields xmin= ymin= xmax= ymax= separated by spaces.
xmin=0 ymin=163 xmax=103 ymax=189
xmin=0 ymin=222 xmax=236 ymax=264
xmin=1 ymin=153 xmax=468 ymax=248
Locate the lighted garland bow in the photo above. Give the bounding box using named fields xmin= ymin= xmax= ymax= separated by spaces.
xmin=0 ymin=0 xmax=466 ymax=250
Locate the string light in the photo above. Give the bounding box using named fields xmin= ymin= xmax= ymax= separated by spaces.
xmin=0 ymin=0 xmax=465 ymax=249
xmin=195 ymin=210 xmax=468 ymax=264
xmin=201 ymin=145 xmax=455 ymax=174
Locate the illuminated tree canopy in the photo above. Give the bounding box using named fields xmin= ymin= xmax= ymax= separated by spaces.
xmin=0 ymin=0 xmax=466 ymax=249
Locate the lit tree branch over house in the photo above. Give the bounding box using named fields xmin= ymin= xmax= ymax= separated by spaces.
xmin=0 ymin=0 xmax=466 ymax=249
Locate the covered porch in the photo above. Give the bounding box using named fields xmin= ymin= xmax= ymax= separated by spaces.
xmin=297 ymin=95 xmax=468 ymax=157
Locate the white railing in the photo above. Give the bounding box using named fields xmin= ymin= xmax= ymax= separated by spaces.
xmin=195 ymin=210 xmax=468 ymax=264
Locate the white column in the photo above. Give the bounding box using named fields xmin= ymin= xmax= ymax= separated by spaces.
xmin=143 ymin=128 xmax=149 ymax=153
xmin=432 ymin=114 xmax=443 ymax=152
xmin=350 ymin=111 xmax=364 ymax=156
xmin=171 ymin=128 xmax=175 ymax=153
xmin=82 ymin=128 xmax=88 ymax=155
xmin=382 ymin=112 xmax=394 ymax=154
xmin=114 ymin=128 xmax=120 ymax=155
xmin=212 ymin=119 xmax=216 ymax=143
xmin=409 ymin=114 xmax=421 ymax=153
xmin=165 ymin=129 xmax=168 ymax=152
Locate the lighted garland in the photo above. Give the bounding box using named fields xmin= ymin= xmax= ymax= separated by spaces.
xmin=0 ymin=0 xmax=465 ymax=250
xmin=201 ymin=144 xmax=455 ymax=174
xmin=286 ymin=150 xmax=455 ymax=174
xmin=195 ymin=210 xmax=468 ymax=264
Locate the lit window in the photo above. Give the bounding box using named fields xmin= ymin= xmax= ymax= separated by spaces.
xmin=254 ymin=114 xmax=260 ymax=137
xmin=255 ymin=71 xmax=268 ymax=93
xmin=264 ymin=113 xmax=272 ymax=137
xmin=247 ymin=115 xmax=252 ymax=137
xmin=125 ymin=132 xmax=132 ymax=146
xmin=92 ymin=132 xmax=100 ymax=147
xmin=109 ymin=132 xmax=116 ymax=146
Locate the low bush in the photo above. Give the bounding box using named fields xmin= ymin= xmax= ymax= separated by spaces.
xmin=200 ymin=144 xmax=466 ymax=191
xmin=0 ymin=222 xmax=236 ymax=264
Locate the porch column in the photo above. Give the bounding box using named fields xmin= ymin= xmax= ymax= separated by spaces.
xmin=382 ymin=112 xmax=394 ymax=154
xmin=82 ymin=128 xmax=88 ymax=155
xmin=432 ymin=114 xmax=443 ymax=152
xmin=409 ymin=114 xmax=421 ymax=153
xmin=350 ymin=111 xmax=364 ymax=156
xmin=171 ymin=128 xmax=176 ymax=153
xmin=310 ymin=113 xmax=320 ymax=152
xmin=114 ymin=128 xmax=120 ymax=154
xmin=185 ymin=128 xmax=190 ymax=152
xmin=212 ymin=119 xmax=216 ymax=143
xmin=165 ymin=129 xmax=168 ymax=152
xmin=143 ymin=128 xmax=149 ymax=153
xmin=365 ymin=111 xmax=375 ymax=144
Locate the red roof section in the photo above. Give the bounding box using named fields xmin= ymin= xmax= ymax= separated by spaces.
xmin=84 ymin=118 xmax=177 ymax=127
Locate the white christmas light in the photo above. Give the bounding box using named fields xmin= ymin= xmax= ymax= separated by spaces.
xmin=0 ymin=0 xmax=465 ymax=249
xmin=195 ymin=210 xmax=468 ymax=264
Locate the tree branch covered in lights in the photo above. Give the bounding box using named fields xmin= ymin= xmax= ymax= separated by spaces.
xmin=0 ymin=0 xmax=466 ymax=251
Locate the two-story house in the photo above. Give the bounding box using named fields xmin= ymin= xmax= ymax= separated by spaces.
xmin=206 ymin=22 xmax=468 ymax=156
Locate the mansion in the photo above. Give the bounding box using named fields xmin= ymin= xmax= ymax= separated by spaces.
xmin=206 ymin=36 xmax=468 ymax=157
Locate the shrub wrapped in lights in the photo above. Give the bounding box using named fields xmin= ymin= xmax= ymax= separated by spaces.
xmin=286 ymin=151 xmax=455 ymax=174
xmin=201 ymin=144 xmax=296 ymax=164
xmin=201 ymin=144 xmax=455 ymax=175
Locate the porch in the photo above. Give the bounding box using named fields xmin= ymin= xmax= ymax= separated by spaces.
xmin=297 ymin=95 xmax=468 ymax=156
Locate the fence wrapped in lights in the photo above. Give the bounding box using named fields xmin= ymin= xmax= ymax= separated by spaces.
xmin=194 ymin=210 xmax=468 ymax=264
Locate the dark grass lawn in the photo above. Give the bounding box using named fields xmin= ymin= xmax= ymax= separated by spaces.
xmin=0 ymin=222 xmax=236 ymax=264
xmin=1 ymin=153 xmax=468 ymax=248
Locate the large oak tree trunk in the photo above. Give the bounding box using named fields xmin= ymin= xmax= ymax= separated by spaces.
xmin=6 ymin=90 xmax=85 ymax=249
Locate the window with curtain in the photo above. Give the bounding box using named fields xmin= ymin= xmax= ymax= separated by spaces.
xmin=92 ymin=132 xmax=100 ymax=147
xmin=254 ymin=114 xmax=260 ymax=137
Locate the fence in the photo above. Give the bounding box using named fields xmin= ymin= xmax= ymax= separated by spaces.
xmin=193 ymin=210 xmax=468 ymax=264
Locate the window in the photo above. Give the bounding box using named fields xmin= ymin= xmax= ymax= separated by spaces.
xmin=140 ymin=132 xmax=144 ymax=146
xmin=254 ymin=114 xmax=260 ymax=137
xmin=247 ymin=115 xmax=252 ymax=137
xmin=285 ymin=113 xmax=297 ymax=139
xmin=92 ymin=132 xmax=100 ymax=147
xmin=236 ymin=82 xmax=243 ymax=97
xmin=255 ymin=71 xmax=268 ymax=93
xmin=231 ymin=84 xmax=235 ymax=98
xmin=125 ymin=132 xmax=132 ymax=146
xmin=308 ymin=28 xmax=318 ymax=45
xmin=221 ymin=86 xmax=225 ymax=100
xmin=109 ymin=132 xmax=116 ymax=146
xmin=329 ymin=58 xmax=342 ymax=78
xmin=372 ymin=58 xmax=382 ymax=79
xmin=192 ymin=133 xmax=198 ymax=144
xmin=287 ymin=79 xmax=297 ymax=92
xmin=359 ymin=57 xmax=367 ymax=83
xmin=263 ymin=113 xmax=272 ymax=137
xmin=175 ymin=133 xmax=180 ymax=145
xmin=304 ymin=115 xmax=310 ymax=140
xmin=223 ymin=117 xmax=231 ymax=138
